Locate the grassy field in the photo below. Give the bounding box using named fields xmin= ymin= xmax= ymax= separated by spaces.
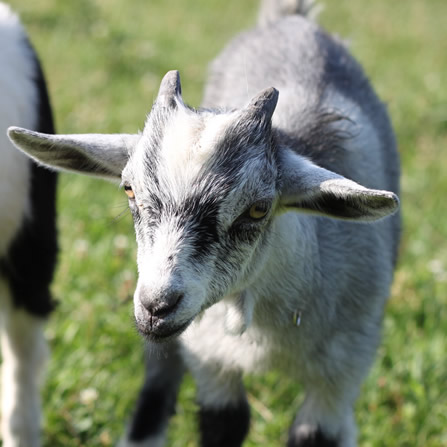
xmin=5 ymin=0 xmax=447 ymax=446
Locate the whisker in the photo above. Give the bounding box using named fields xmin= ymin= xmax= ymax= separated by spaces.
xmin=110 ymin=206 xmax=131 ymax=225
xmin=110 ymin=201 xmax=130 ymax=210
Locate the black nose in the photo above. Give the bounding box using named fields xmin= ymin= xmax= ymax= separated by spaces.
xmin=151 ymin=292 xmax=184 ymax=317
xmin=139 ymin=288 xmax=184 ymax=318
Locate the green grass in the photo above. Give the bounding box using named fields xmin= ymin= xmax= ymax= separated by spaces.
xmin=6 ymin=0 xmax=447 ymax=445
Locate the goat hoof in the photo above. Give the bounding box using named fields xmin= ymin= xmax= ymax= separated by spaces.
xmin=287 ymin=425 xmax=338 ymax=447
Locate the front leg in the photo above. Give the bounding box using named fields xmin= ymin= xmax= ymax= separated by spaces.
xmin=287 ymin=331 xmax=380 ymax=447
xmin=199 ymin=398 xmax=250 ymax=447
xmin=189 ymin=359 xmax=250 ymax=447
xmin=119 ymin=340 xmax=185 ymax=447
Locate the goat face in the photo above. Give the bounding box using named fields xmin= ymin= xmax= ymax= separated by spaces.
xmin=122 ymin=72 xmax=280 ymax=341
xmin=7 ymin=70 xmax=399 ymax=343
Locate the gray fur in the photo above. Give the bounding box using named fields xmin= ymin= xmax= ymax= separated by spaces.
xmin=8 ymin=127 xmax=140 ymax=179
xmin=7 ymin=2 xmax=400 ymax=446
xmin=258 ymin=0 xmax=320 ymax=26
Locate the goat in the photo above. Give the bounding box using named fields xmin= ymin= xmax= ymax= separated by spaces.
xmin=0 ymin=3 xmax=57 ymax=447
xmin=7 ymin=0 xmax=400 ymax=445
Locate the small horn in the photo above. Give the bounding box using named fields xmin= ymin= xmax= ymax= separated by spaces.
xmin=244 ymin=87 xmax=279 ymax=122
xmin=156 ymin=70 xmax=182 ymax=108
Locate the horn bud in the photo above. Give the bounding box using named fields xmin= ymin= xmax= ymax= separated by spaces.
xmin=156 ymin=70 xmax=182 ymax=108
xmin=244 ymin=87 xmax=279 ymax=123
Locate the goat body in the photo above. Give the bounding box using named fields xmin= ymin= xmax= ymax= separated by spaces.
xmin=8 ymin=1 xmax=400 ymax=446
xmin=0 ymin=3 xmax=57 ymax=446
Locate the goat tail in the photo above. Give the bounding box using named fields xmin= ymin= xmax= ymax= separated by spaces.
xmin=257 ymin=0 xmax=321 ymax=27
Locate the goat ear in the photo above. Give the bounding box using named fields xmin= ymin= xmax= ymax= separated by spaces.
xmin=7 ymin=127 xmax=140 ymax=180
xmin=156 ymin=70 xmax=182 ymax=108
xmin=241 ymin=87 xmax=279 ymax=126
xmin=278 ymin=149 xmax=399 ymax=221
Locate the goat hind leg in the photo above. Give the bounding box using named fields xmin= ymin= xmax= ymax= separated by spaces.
xmin=288 ymin=310 xmax=385 ymax=447
xmin=0 ymin=280 xmax=48 ymax=447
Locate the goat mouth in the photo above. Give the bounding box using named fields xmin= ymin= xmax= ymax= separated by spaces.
xmin=135 ymin=318 xmax=192 ymax=343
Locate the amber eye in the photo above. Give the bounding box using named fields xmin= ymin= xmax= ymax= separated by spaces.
xmin=248 ymin=201 xmax=270 ymax=220
xmin=124 ymin=184 xmax=135 ymax=199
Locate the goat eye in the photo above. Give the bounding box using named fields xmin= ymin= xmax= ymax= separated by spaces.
xmin=124 ymin=184 xmax=135 ymax=199
xmin=231 ymin=200 xmax=272 ymax=233
xmin=248 ymin=202 xmax=269 ymax=220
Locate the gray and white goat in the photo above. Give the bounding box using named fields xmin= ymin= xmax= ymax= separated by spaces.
xmin=0 ymin=3 xmax=57 ymax=447
xmin=8 ymin=1 xmax=400 ymax=446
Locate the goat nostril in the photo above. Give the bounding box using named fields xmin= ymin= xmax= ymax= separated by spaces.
xmin=151 ymin=293 xmax=184 ymax=317
xmin=173 ymin=293 xmax=184 ymax=307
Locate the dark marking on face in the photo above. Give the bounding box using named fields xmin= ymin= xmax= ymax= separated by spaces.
xmin=205 ymin=111 xmax=277 ymax=183
xmin=178 ymin=194 xmax=221 ymax=259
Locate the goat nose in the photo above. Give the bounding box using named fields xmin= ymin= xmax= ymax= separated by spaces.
xmin=139 ymin=287 xmax=184 ymax=317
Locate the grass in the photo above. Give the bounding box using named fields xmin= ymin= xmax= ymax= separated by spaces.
xmin=6 ymin=0 xmax=447 ymax=445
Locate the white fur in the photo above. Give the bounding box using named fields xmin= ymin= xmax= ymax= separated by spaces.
xmin=223 ymin=291 xmax=255 ymax=336
xmin=158 ymin=109 xmax=236 ymax=200
xmin=134 ymin=219 xmax=209 ymax=327
xmin=0 ymin=3 xmax=38 ymax=256
xmin=180 ymin=214 xmax=314 ymax=377
xmin=0 ymin=281 xmax=48 ymax=447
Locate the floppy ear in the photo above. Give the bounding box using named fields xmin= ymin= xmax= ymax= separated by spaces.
xmin=7 ymin=127 xmax=140 ymax=180
xmin=278 ymin=148 xmax=399 ymax=221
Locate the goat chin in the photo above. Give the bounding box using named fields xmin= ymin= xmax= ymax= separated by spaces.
xmin=135 ymin=315 xmax=193 ymax=343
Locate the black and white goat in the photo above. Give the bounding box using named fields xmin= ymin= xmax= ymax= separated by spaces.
xmin=0 ymin=4 xmax=57 ymax=447
xmin=8 ymin=0 xmax=400 ymax=446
